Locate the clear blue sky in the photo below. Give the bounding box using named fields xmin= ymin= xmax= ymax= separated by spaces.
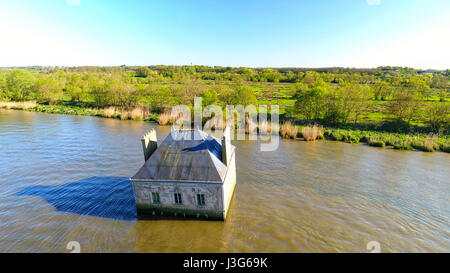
xmin=0 ymin=0 xmax=449 ymax=69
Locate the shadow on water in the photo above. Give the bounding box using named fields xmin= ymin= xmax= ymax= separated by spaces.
xmin=16 ymin=177 xmax=137 ymax=221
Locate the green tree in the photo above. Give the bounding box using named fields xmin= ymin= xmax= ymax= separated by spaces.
xmin=107 ymin=80 xmax=138 ymax=107
xmin=91 ymin=81 xmax=109 ymax=107
xmin=6 ymin=70 xmax=35 ymax=100
xmin=202 ymin=88 xmax=219 ymax=107
xmin=232 ymin=86 xmax=257 ymax=107
xmin=302 ymin=71 xmax=321 ymax=86
xmin=239 ymin=67 xmax=255 ymax=81
xmin=374 ymin=82 xmax=391 ymax=101
xmin=333 ymin=83 xmax=373 ymax=124
xmin=66 ymin=85 xmax=86 ymax=102
xmin=217 ymin=85 xmax=235 ymax=106
xmin=66 ymin=73 xmax=88 ymax=102
xmin=294 ymin=85 xmax=327 ymax=120
xmin=171 ymin=79 xmax=206 ymax=106
xmin=261 ymin=68 xmax=281 ymax=83
xmin=0 ymin=73 xmax=6 ymax=100
xmin=351 ymin=85 xmax=373 ymax=124
xmin=135 ymin=66 xmax=151 ymax=78
xmin=35 ymin=77 xmax=62 ymax=104
xmin=322 ymin=89 xmax=344 ymax=124
xmin=408 ymin=76 xmax=431 ymax=100
xmin=388 ymin=89 xmax=422 ymax=124
xmin=148 ymin=86 xmax=180 ymax=112
xmin=431 ymin=74 xmax=448 ymax=89
xmin=422 ymin=102 xmax=449 ymax=130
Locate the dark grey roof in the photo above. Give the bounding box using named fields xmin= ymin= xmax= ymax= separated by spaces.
xmin=131 ymin=129 xmax=231 ymax=182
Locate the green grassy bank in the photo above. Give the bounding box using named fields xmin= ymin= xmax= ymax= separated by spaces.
xmin=280 ymin=122 xmax=450 ymax=153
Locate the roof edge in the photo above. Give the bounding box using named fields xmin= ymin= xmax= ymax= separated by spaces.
xmin=130 ymin=178 xmax=223 ymax=184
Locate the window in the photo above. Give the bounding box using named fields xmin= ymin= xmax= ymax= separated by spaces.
xmin=174 ymin=193 xmax=183 ymax=205
xmin=152 ymin=192 xmax=160 ymax=204
xmin=197 ymin=194 xmax=205 ymax=206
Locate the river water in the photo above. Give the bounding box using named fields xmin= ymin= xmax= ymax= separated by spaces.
xmin=0 ymin=109 xmax=448 ymax=252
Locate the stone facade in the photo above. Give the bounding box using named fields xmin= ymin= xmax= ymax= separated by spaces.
xmin=132 ymin=181 xmax=225 ymax=219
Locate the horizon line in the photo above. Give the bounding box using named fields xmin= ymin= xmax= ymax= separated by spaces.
xmin=1 ymin=64 xmax=448 ymax=71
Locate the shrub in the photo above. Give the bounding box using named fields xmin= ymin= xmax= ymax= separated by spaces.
xmin=324 ymin=129 xmax=333 ymax=138
xmin=361 ymin=134 xmax=370 ymax=143
xmin=301 ymin=125 xmax=324 ymax=141
xmin=258 ymin=120 xmax=272 ymax=135
xmin=330 ymin=130 xmax=344 ymax=141
xmin=393 ymin=139 xmax=413 ymax=150
xmin=288 ymin=127 xmax=298 ymax=139
xmin=0 ymin=100 xmax=37 ymax=110
xmin=367 ymin=137 xmax=385 ymax=148
xmin=118 ymin=110 xmax=130 ymax=120
xmin=280 ymin=121 xmax=298 ymax=139
xmin=280 ymin=121 xmax=293 ymax=138
xmin=245 ymin=116 xmax=257 ymax=134
xmin=410 ymin=137 xmax=439 ymax=152
xmin=130 ymin=107 xmax=145 ymax=120
xmin=347 ymin=134 xmax=360 ymax=144
xmin=438 ymin=142 xmax=450 ymax=153
xmin=157 ymin=112 xmax=172 ymax=125
xmin=157 ymin=111 xmax=182 ymax=125
xmin=103 ymin=107 xmax=116 ymax=118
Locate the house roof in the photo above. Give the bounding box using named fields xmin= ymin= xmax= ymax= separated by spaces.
xmin=131 ymin=129 xmax=233 ymax=182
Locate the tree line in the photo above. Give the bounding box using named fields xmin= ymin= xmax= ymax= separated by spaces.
xmin=0 ymin=65 xmax=448 ymax=132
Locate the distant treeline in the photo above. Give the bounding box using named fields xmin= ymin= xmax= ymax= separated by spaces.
xmin=0 ymin=65 xmax=448 ymax=133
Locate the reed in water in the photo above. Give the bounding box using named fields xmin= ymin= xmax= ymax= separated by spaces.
xmin=301 ymin=125 xmax=324 ymax=141
xmin=103 ymin=107 xmax=116 ymax=118
xmin=0 ymin=101 xmax=37 ymax=110
xmin=280 ymin=121 xmax=298 ymax=139
xmin=157 ymin=111 xmax=183 ymax=125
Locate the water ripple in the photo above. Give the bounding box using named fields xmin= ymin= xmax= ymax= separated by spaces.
xmin=0 ymin=109 xmax=449 ymax=252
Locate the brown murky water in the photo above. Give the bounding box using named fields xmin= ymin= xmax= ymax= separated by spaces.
xmin=0 ymin=109 xmax=449 ymax=253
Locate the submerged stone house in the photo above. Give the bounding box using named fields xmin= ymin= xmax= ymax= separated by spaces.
xmin=130 ymin=127 xmax=237 ymax=220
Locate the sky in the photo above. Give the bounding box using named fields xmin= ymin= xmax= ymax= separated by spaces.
xmin=0 ymin=0 xmax=449 ymax=69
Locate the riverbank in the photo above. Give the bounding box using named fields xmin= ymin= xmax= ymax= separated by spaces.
xmin=1 ymin=101 xmax=449 ymax=153
xmin=0 ymin=101 xmax=159 ymax=122
xmin=280 ymin=122 xmax=450 ymax=153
